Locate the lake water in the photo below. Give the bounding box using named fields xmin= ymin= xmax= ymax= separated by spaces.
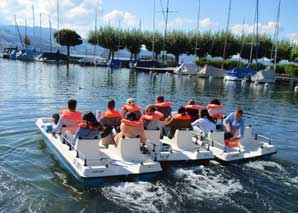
xmin=0 ymin=58 xmax=298 ymax=212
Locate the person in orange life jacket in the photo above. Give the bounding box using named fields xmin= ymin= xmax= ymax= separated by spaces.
xmin=164 ymin=106 xmax=192 ymax=139
xmin=71 ymin=112 xmax=103 ymax=145
xmin=185 ymin=100 xmax=202 ymax=122
xmin=154 ymin=95 xmax=172 ymax=121
xmin=191 ymin=109 xmax=216 ymax=135
xmin=114 ymin=112 xmax=146 ymax=145
xmin=140 ymin=105 xmax=164 ymax=130
xmin=99 ymin=99 xmax=121 ymax=132
xmin=206 ymin=98 xmax=224 ymax=124
xmin=120 ymin=98 xmax=142 ymax=120
xmin=223 ymin=108 xmax=244 ymax=141
xmin=52 ymin=99 xmax=82 ymax=134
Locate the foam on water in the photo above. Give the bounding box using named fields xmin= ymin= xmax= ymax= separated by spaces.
xmin=102 ymin=181 xmax=172 ymax=212
xmin=173 ymin=166 xmax=243 ymax=201
xmin=245 ymin=161 xmax=285 ymax=172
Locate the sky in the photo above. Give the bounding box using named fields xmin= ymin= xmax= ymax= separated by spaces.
xmin=0 ymin=0 xmax=297 ymax=42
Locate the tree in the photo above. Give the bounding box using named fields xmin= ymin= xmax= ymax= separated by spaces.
xmin=143 ymin=31 xmax=163 ymax=59
xmin=54 ymin=29 xmax=82 ymax=60
xmin=122 ymin=29 xmax=144 ymax=60
xmin=23 ymin=35 xmax=31 ymax=47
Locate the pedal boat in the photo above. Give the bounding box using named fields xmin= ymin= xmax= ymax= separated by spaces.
xmin=195 ymin=125 xmax=277 ymax=162
xmin=145 ymin=129 xmax=214 ymax=168
xmin=36 ymin=118 xmax=162 ymax=185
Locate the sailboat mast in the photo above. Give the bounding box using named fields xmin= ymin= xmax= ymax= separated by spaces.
xmin=25 ymin=18 xmax=27 ymax=38
xmin=39 ymin=13 xmax=42 ymax=51
xmin=49 ymin=16 xmax=52 ymax=52
xmin=274 ymin=0 xmax=281 ymax=72
xmin=195 ymin=0 xmax=200 ymax=56
xmin=162 ymin=0 xmax=170 ymax=63
xmin=255 ymin=0 xmax=259 ymax=70
xmin=152 ymin=0 xmax=156 ymax=59
xmin=57 ymin=0 xmax=60 ymax=49
xmin=238 ymin=16 xmax=245 ymax=67
xmin=94 ymin=0 xmax=99 ymax=61
xmin=14 ymin=15 xmax=24 ymax=49
xmin=221 ymin=0 xmax=232 ymax=70
xmin=32 ymin=5 xmax=35 ymax=48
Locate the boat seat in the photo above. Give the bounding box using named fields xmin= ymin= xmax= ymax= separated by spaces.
xmin=239 ymin=126 xmax=260 ymax=148
xmin=145 ymin=130 xmax=161 ymax=146
xmin=117 ymin=137 xmax=143 ymax=161
xmin=168 ymin=130 xmax=198 ymax=150
xmin=75 ymin=139 xmax=100 ymax=160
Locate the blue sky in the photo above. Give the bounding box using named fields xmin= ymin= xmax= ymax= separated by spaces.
xmin=0 ymin=0 xmax=297 ymax=42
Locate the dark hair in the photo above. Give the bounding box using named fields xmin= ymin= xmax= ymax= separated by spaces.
xmin=187 ymin=100 xmax=195 ymax=105
xmin=156 ymin=95 xmax=164 ymax=103
xmin=125 ymin=111 xmax=138 ymax=121
xmin=200 ymin=109 xmax=215 ymax=123
xmin=52 ymin=113 xmax=60 ymax=125
xmin=145 ymin=104 xmax=157 ymax=113
xmin=177 ymin=106 xmax=186 ymax=116
xmin=68 ymin=99 xmax=77 ymax=110
xmin=107 ymin=99 xmax=115 ymax=109
xmin=236 ymin=107 xmax=243 ymax=115
xmin=83 ymin=112 xmax=99 ymax=127
xmin=210 ymin=98 xmax=221 ymax=105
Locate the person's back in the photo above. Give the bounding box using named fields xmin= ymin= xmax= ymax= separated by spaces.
xmin=120 ymin=98 xmax=142 ymax=120
xmin=141 ymin=105 xmax=164 ymax=130
xmin=191 ymin=109 xmax=216 ymax=135
xmin=206 ymin=98 xmax=224 ymax=120
xmin=185 ymin=100 xmax=201 ymax=122
xmin=71 ymin=112 xmax=102 ymax=145
xmin=154 ymin=95 xmax=172 ymax=120
xmin=52 ymin=99 xmax=82 ymax=134
xmin=115 ymin=112 xmax=146 ymax=145
xmin=164 ymin=106 xmax=192 ymax=139
xmin=99 ymin=99 xmax=121 ymax=129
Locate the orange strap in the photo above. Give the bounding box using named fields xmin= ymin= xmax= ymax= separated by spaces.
xmin=102 ymin=109 xmax=121 ymax=118
xmin=185 ymin=104 xmax=202 ymax=110
xmin=154 ymin=102 xmax=172 ymax=108
xmin=173 ymin=114 xmax=191 ymax=120
xmin=122 ymin=119 xmax=143 ymax=127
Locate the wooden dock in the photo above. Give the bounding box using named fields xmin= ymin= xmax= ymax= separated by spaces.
xmin=276 ymin=75 xmax=298 ymax=87
xmin=135 ymin=66 xmax=176 ymax=73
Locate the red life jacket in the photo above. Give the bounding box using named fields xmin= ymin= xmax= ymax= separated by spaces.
xmin=185 ymin=104 xmax=202 ymax=110
xmin=206 ymin=104 xmax=224 ymax=119
xmin=79 ymin=122 xmax=99 ymax=130
xmin=173 ymin=113 xmax=191 ymax=120
xmin=154 ymin=102 xmax=172 ymax=108
xmin=102 ymin=109 xmax=121 ymax=118
xmin=121 ymin=104 xmax=142 ymax=112
xmin=121 ymin=119 xmax=143 ymax=127
xmin=224 ymin=139 xmax=239 ymax=147
xmin=60 ymin=109 xmax=82 ymax=121
xmin=142 ymin=111 xmax=164 ymax=121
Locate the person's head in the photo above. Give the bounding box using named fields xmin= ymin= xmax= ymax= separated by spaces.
xmin=156 ymin=95 xmax=164 ymax=103
xmin=125 ymin=111 xmax=138 ymax=121
xmin=107 ymin=99 xmax=115 ymax=110
xmin=52 ymin=113 xmax=60 ymax=125
xmin=234 ymin=108 xmax=243 ymax=121
xmin=187 ymin=100 xmax=195 ymax=105
xmin=126 ymin=98 xmax=135 ymax=106
xmin=210 ymin=98 xmax=221 ymax=105
xmin=145 ymin=104 xmax=157 ymax=114
xmin=82 ymin=112 xmax=99 ymax=127
xmin=68 ymin=99 xmax=77 ymax=111
xmin=200 ymin=109 xmax=209 ymax=118
xmin=177 ymin=106 xmax=186 ymax=116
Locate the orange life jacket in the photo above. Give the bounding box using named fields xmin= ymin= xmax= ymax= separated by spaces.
xmin=154 ymin=102 xmax=172 ymax=108
xmin=185 ymin=104 xmax=202 ymax=110
xmin=142 ymin=111 xmax=164 ymax=121
xmin=60 ymin=109 xmax=82 ymax=121
xmin=102 ymin=109 xmax=121 ymax=118
xmin=173 ymin=113 xmax=191 ymax=120
xmin=79 ymin=122 xmax=99 ymax=130
xmin=121 ymin=119 xmax=143 ymax=127
xmin=121 ymin=104 xmax=142 ymax=112
xmin=206 ymin=104 xmax=224 ymax=119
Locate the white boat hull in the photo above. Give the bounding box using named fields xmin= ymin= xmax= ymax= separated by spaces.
xmin=36 ymin=118 xmax=162 ymax=185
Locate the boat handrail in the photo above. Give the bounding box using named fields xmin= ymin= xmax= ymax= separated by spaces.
xmin=255 ymin=134 xmax=272 ymax=144
xmin=61 ymin=135 xmax=93 ymax=167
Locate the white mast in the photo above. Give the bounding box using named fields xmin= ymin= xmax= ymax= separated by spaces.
xmin=32 ymin=5 xmax=35 ymax=41
xmin=222 ymin=0 xmax=232 ymax=70
xmin=94 ymin=0 xmax=99 ymax=62
xmin=49 ymin=15 xmax=52 ymax=52
xmin=273 ymin=0 xmax=281 ymax=72
xmin=152 ymin=0 xmax=156 ymax=59
xmin=39 ymin=13 xmax=42 ymax=51
xmin=195 ymin=0 xmax=200 ymax=57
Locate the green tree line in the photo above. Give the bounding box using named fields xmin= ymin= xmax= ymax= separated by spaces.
xmin=87 ymin=26 xmax=298 ymax=64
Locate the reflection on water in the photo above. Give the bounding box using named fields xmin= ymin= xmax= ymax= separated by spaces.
xmin=0 ymin=58 xmax=298 ymax=212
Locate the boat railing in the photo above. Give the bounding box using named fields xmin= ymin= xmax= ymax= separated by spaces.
xmin=254 ymin=133 xmax=272 ymax=145
xmin=61 ymin=135 xmax=94 ymax=167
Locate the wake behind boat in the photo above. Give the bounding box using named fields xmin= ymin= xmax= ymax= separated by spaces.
xmin=36 ymin=118 xmax=162 ymax=185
